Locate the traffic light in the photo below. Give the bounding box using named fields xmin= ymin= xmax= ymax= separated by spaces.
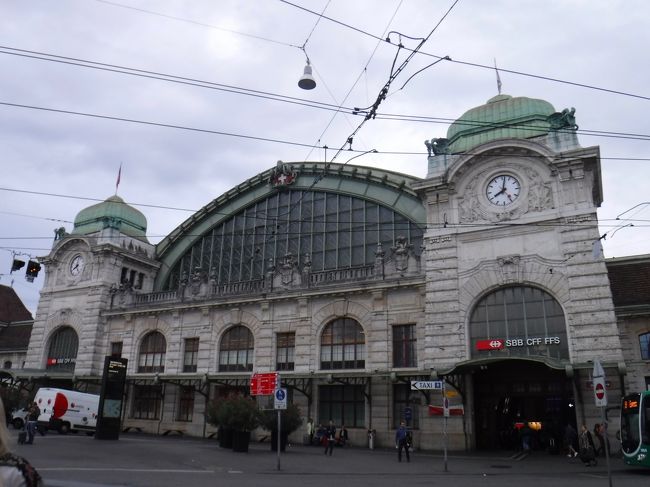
xmin=25 ymin=260 xmax=41 ymax=282
xmin=10 ymin=259 xmax=25 ymax=273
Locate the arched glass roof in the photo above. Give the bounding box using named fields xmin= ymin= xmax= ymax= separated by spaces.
xmin=155 ymin=162 xmax=425 ymax=290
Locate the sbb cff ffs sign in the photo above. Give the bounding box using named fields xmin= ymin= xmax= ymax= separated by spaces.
xmin=250 ymin=372 xmax=279 ymax=395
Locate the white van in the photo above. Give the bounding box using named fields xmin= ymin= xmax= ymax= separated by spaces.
xmin=34 ymin=387 xmax=100 ymax=434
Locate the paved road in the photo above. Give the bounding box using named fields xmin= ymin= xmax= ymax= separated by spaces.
xmin=7 ymin=429 xmax=649 ymax=487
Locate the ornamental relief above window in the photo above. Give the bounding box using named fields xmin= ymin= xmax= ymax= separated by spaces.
xmin=457 ymin=164 xmax=553 ymax=223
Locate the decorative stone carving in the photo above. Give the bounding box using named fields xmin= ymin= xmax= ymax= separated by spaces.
xmin=392 ymin=236 xmax=412 ymax=272
xmin=548 ymin=107 xmax=578 ymax=131
xmin=425 ymin=137 xmax=450 ymax=156
xmin=53 ymin=227 xmax=67 ymax=241
xmin=458 ymin=176 xmax=482 ymax=222
xmin=497 ymin=255 xmax=522 ymax=283
xmin=269 ymin=160 xmax=298 ymax=188
xmin=525 ymin=168 xmax=553 ymax=212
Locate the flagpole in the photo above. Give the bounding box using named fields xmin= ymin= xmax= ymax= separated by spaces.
xmin=115 ymin=163 xmax=122 ymax=196
xmin=494 ymin=59 xmax=502 ymax=95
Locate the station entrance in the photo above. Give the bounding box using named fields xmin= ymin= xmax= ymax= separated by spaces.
xmin=473 ymin=360 xmax=575 ymax=451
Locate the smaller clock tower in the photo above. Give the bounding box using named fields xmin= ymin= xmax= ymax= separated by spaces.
xmin=25 ymin=195 xmax=159 ymax=376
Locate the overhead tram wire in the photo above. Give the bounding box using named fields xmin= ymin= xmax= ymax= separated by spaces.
xmin=2 ymin=98 xmax=650 ymax=161
xmin=301 ymin=0 xmax=405 ymax=162
xmin=3 ymin=46 xmax=650 ymax=144
xmin=279 ymin=0 xmax=650 ymax=103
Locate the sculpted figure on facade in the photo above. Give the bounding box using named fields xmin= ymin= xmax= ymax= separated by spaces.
xmin=526 ymin=168 xmax=553 ymax=212
xmin=425 ymin=137 xmax=451 ymax=157
xmin=458 ymin=176 xmax=482 ymax=222
xmin=391 ymin=236 xmax=412 ymax=272
xmin=548 ymin=107 xmax=578 ymax=131
xmin=53 ymin=226 xmax=67 ymax=241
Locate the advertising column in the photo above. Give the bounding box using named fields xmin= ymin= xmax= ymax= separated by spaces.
xmin=95 ymin=356 xmax=128 ymax=440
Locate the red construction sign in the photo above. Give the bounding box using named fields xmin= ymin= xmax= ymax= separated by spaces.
xmin=250 ymin=372 xmax=279 ymax=396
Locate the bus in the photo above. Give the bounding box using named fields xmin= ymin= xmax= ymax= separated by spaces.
xmin=620 ymin=391 xmax=650 ymax=468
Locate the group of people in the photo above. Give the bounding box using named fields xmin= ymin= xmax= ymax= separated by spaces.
xmin=0 ymin=398 xmax=43 ymax=486
xmin=564 ymin=422 xmax=610 ymax=466
xmin=306 ymin=419 xmax=348 ymax=454
xmin=306 ymin=418 xmax=413 ymax=462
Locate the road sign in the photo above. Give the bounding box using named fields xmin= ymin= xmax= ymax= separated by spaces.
xmin=410 ymin=380 xmax=443 ymax=390
xmin=250 ymin=372 xmax=279 ymax=396
xmin=443 ymin=397 xmax=450 ymax=417
xmin=403 ymin=407 xmax=412 ymax=421
xmin=274 ymin=388 xmax=287 ymax=410
xmin=592 ymin=360 xmax=607 ymax=407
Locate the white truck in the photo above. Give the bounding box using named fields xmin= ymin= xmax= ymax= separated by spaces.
xmin=34 ymin=387 xmax=100 ymax=434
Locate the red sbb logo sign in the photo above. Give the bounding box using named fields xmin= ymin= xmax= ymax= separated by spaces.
xmin=476 ymin=339 xmax=504 ymax=351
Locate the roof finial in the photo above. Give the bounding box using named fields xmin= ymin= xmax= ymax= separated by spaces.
xmin=494 ymin=58 xmax=502 ymax=95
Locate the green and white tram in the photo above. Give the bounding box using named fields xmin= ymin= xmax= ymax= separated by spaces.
xmin=620 ymin=391 xmax=650 ymax=468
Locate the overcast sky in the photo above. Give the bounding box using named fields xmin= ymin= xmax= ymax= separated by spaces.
xmin=2 ymin=0 xmax=650 ymax=314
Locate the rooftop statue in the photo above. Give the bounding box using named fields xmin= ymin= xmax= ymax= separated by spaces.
xmin=548 ymin=107 xmax=578 ymax=130
xmin=424 ymin=138 xmax=450 ymax=156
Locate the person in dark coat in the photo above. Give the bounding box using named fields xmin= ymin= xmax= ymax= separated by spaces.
xmin=578 ymin=424 xmax=597 ymax=466
xmin=395 ymin=420 xmax=411 ymax=462
xmin=324 ymin=420 xmax=336 ymax=456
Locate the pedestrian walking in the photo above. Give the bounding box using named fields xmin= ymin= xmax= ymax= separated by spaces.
xmin=324 ymin=420 xmax=336 ymax=456
xmin=0 ymin=397 xmax=43 ymax=486
xmin=578 ymin=424 xmax=597 ymax=466
xmin=395 ymin=420 xmax=411 ymax=462
xmin=563 ymin=423 xmax=578 ymax=458
xmin=25 ymin=403 xmax=40 ymax=445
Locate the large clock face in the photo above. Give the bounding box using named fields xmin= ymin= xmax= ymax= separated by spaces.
xmin=69 ymin=254 xmax=85 ymax=277
xmin=486 ymin=174 xmax=521 ymax=206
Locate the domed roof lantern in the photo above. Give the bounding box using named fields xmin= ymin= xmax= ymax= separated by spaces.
xmin=72 ymin=195 xmax=149 ymax=243
xmin=446 ymin=94 xmax=557 ymax=154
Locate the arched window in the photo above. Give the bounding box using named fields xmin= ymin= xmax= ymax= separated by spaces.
xmin=219 ymin=326 xmax=254 ymax=372
xmin=320 ymin=318 xmax=365 ymax=370
xmin=138 ymin=331 xmax=167 ymax=373
xmin=46 ymin=326 xmax=79 ymax=372
xmin=640 ymin=332 xmax=650 ymax=361
xmin=469 ymin=286 xmax=568 ymax=360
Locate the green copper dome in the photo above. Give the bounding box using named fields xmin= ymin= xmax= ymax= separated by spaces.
xmin=447 ymin=94 xmax=556 ymax=153
xmin=72 ymin=195 xmax=148 ymax=242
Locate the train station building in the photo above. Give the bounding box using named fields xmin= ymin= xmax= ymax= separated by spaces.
xmin=12 ymin=93 xmax=650 ymax=450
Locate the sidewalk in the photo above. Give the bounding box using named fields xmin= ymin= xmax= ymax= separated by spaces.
xmin=7 ymin=429 xmax=646 ymax=487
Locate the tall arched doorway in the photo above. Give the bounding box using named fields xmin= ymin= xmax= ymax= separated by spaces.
xmin=473 ymin=360 xmax=574 ymax=450
xmin=469 ymin=286 xmax=575 ymax=451
xmin=46 ymin=326 xmax=79 ymax=372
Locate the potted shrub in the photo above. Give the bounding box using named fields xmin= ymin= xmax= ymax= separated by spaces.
xmin=258 ymin=403 xmax=302 ymax=451
xmin=207 ymin=395 xmax=259 ymax=452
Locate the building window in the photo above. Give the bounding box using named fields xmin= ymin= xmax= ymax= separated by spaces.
xmin=3 ymin=361 xmax=11 ymax=369
xmin=640 ymin=332 xmax=650 ymax=361
xmin=136 ymin=273 xmax=144 ymax=289
xmin=132 ymin=385 xmax=162 ymax=419
xmin=320 ymin=318 xmax=365 ymax=370
xmin=177 ymin=386 xmax=195 ymax=422
xmin=393 ymin=324 xmax=417 ymax=368
xmin=469 ymin=286 xmax=569 ymax=360
xmin=46 ymin=326 xmax=79 ymax=372
xmin=219 ymin=326 xmax=254 ymax=372
xmin=276 ymin=332 xmax=295 ymax=371
xmin=183 ymin=338 xmax=199 ymax=373
xmin=393 ymin=383 xmax=419 ymax=429
xmin=111 ymin=341 xmax=123 ymax=358
xmin=137 ymin=331 xmax=166 ymax=373
xmin=164 ymin=190 xmax=424 ymax=290
xmin=319 ymin=385 xmax=365 ymax=428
